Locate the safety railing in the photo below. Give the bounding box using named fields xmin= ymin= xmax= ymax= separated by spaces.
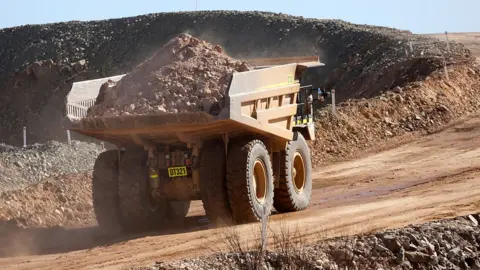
xmin=66 ymin=98 xmax=97 ymax=120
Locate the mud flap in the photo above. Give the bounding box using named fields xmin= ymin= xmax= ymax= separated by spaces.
xmin=307 ymin=122 xmax=315 ymax=140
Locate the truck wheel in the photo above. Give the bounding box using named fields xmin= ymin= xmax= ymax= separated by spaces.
xmin=118 ymin=149 xmax=168 ymax=233
xmin=199 ymin=140 xmax=232 ymax=227
xmin=92 ymin=150 xmax=121 ymax=231
xmin=227 ymin=140 xmax=274 ymax=223
xmin=274 ymin=132 xmax=312 ymax=212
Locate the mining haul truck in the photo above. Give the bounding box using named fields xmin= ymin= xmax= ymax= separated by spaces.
xmin=66 ymin=56 xmax=328 ymax=232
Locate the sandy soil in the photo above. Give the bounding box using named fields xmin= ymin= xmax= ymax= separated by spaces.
xmin=1 ymin=112 xmax=479 ymax=269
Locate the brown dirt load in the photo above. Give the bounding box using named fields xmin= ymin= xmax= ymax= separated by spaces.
xmin=86 ymin=33 xmax=250 ymax=117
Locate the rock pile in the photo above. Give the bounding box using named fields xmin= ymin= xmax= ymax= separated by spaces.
xmin=150 ymin=213 xmax=480 ymax=270
xmin=0 ymin=173 xmax=94 ymax=228
xmin=87 ymin=34 xmax=250 ymax=117
xmin=0 ymin=140 xmax=102 ymax=193
xmin=0 ymin=57 xmax=95 ymax=146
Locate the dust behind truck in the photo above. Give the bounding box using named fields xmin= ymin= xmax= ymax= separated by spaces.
xmin=66 ymin=56 xmax=329 ymax=232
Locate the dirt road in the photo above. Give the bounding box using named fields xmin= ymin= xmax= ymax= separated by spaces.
xmin=1 ymin=114 xmax=480 ymax=269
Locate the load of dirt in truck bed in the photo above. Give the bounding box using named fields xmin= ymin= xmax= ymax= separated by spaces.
xmin=86 ymin=34 xmax=251 ymax=117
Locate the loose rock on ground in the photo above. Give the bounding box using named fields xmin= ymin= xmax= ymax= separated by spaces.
xmin=150 ymin=213 xmax=480 ymax=270
xmin=0 ymin=140 xmax=102 ymax=193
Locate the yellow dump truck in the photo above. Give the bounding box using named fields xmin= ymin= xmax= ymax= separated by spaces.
xmin=67 ymin=56 xmax=327 ymax=232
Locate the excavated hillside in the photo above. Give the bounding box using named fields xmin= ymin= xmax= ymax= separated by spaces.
xmin=0 ymin=11 xmax=475 ymax=145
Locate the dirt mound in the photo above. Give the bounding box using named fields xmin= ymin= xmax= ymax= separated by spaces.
xmin=0 ymin=11 xmax=475 ymax=145
xmin=0 ymin=173 xmax=95 ymax=228
xmin=151 ymin=213 xmax=480 ymax=269
xmin=87 ymin=34 xmax=249 ymax=117
xmin=0 ymin=141 xmax=102 ymax=193
xmin=310 ymin=64 xmax=480 ymax=165
xmin=0 ymin=58 xmax=99 ymax=146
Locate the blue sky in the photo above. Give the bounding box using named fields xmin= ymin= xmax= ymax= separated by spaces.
xmin=1 ymin=0 xmax=478 ymax=33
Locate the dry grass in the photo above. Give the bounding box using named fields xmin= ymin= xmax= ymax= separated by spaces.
xmin=212 ymin=217 xmax=322 ymax=270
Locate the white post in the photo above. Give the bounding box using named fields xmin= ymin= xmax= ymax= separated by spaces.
xmin=101 ymin=142 xmax=105 ymax=150
xmin=23 ymin=126 xmax=27 ymax=147
xmin=67 ymin=130 xmax=72 ymax=145
xmin=444 ymin=60 xmax=450 ymax=81
xmin=409 ymin=41 xmax=413 ymax=52
xmin=195 ymin=0 xmax=198 ymax=10
xmin=331 ymin=89 xmax=336 ymax=116
xmin=260 ymin=204 xmax=269 ymax=252
xmin=445 ymin=31 xmax=450 ymax=52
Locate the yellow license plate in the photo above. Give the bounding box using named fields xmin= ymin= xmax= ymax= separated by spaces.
xmin=168 ymin=166 xmax=188 ymax=177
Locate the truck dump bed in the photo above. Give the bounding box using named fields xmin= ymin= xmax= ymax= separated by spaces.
xmin=68 ymin=56 xmax=323 ymax=146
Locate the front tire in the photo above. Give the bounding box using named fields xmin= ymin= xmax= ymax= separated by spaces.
xmin=274 ymin=132 xmax=313 ymax=212
xmin=226 ymin=140 xmax=274 ymax=224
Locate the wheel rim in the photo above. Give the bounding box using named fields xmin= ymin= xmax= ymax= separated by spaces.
xmin=292 ymin=151 xmax=306 ymax=193
xmin=253 ymin=159 xmax=267 ymax=204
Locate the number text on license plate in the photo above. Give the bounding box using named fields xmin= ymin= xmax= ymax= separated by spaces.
xmin=168 ymin=166 xmax=188 ymax=177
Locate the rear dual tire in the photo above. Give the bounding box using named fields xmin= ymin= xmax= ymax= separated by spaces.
xmin=92 ymin=149 xmax=190 ymax=233
xmin=199 ymin=140 xmax=233 ymax=227
xmin=118 ymin=149 xmax=169 ymax=232
xmin=92 ymin=150 xmax=121 ymax=232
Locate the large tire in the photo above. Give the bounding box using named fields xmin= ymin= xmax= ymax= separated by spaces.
xmin=92 ymin=150 xmax=121 ymax=231
xmin=226 ymin=140 xmax=274 ymax=223
xmin=274 ymin=132 xmax=313 ymax=212
xmin=118 ymin=149 xmax=168 ymax=233
xmin=199 ymin=140 xmax=232 ymax=227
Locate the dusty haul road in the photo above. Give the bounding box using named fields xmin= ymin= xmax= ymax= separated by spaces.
xmin=1 ymin=114 xmax=480 ymax=269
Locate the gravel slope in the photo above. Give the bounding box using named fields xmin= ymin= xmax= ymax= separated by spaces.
xmin=0 ymin=141 xmax=102 ymax=193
